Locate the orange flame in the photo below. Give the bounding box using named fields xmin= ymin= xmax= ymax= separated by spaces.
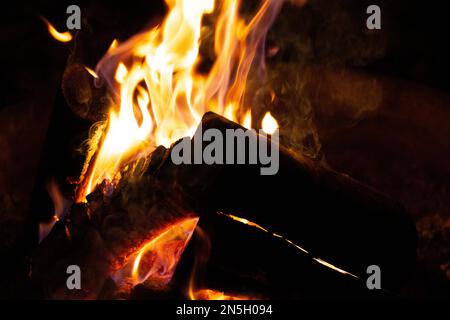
xmin=113 ymin=217 xmax=199 ymax=289
xmin=186 ymin=225 xmax=256 ymax=300
xmin=39 ymin=179 xmax=71 ymax=242
xmin=42 ymin=17 xmax=73 ymax=42
xmin=190 ymin=289 xmax=252 ymax=300
xmin=75 ymin=0 xmax=283 ymax=202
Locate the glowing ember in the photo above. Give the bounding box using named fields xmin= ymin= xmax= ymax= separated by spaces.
xmin=313 ymin=258 xmax=358 ymax=278
xmin=42 ymin=17 xmax=72 ymax=42
xmin=112 ymin=217 xmax=199 ymax=289
xmin=224 ymin=213 xmax=268 ymax=233
xmin=75 ymin=0 xmax=283 ymax=201
xmin=219 ymin=212 xmax=359 ymax=279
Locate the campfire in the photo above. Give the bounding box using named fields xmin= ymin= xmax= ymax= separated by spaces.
xmin=31 ymin=0 xmax=417 ymax=300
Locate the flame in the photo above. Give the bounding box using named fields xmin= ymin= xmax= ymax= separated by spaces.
xmin=108 ymin=39 xmax=119 ymax=52
xmin=261 ymin=111 xmax=278 ymax=134
xmin=75 ymin=0 xmax=284 ymax=202
xmin=114 ymin=63 xmax=128 ymax=84
xmin=42 ymin=17 xmax=73 ymax=42
xmin=39 ymin=179 xmax=71 ymax=242
xmin=113 ymin=217 xmax=199 ymax=289
xmin=190 ymin=289 xmax=252 ymax=300
xmin=84 ymin=66 xmax=98 ymax=78
xmin=186 ymin=225 xmax=255 ymax=300
xmin=243 ymin=109 xmax=252 ymax=129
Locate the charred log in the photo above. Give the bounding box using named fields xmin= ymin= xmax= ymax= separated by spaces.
xmin=32 ymin=173 xmax=194 ymax=299
xmin=154 ymin=112 xmax=417 ymax=291
xmin=182 ymin=212 xmax=390 ymax=299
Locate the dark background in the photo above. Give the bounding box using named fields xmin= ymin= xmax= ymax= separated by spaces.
xmin=0 ymin=0 xmax=449 ymax=298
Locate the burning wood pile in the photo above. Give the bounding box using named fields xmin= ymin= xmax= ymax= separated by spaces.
xmin=31 ymin=0 xmax=417 ymax=299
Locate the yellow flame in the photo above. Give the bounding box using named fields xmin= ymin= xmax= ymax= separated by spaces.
xmin=243 ymin=109 xmax=252 ymax=129
xmin=42 ymin=17 xmax=73 ymax=42
xmin=262 ymin=111 xmax=278 ymax=134
xmin=115 ymin=62 xmax=128 ymax=84
xmin=76 ymin=0 xmax=283 ymax=201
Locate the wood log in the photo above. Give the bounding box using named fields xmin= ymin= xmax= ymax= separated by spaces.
xmin=32 ymin=173 xmax=194 ymax=299
xmin=154 ymin=112 xmax=418 ymax=291
xmin=170 ymin=212 xmax=390 ymax=300
xmin=32 ymin=133 xmax=393 ymax=299
xmin=103 ymin=211 xmax=387 ymax=300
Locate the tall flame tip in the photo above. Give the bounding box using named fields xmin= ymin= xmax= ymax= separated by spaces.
xmin=76 ymin=0 xmax=284 ymax=203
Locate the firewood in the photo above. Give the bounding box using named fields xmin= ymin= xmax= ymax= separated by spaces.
xmin=103 ymin=212 xmax=386 ymax=300
xmin=178 ymin=212 xmax=390 ymax=299
xmin=32 ymin=173 xmax=194 ymax=299
xmin=154 ymin=112 xmax=417 ymax=291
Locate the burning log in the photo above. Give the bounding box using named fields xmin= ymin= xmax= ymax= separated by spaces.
xmin=32 ymin=172 xmax=196 ymax=299
xmin=100 ymin=207 xmax=387 ymax=300
xmin=154 ymin=112 xmax=417 ymax=291
xmin=178 ymin=212 xmax=390 ymax=299
xmin=30 ymin=0 xmax=422 ymax=299
xmin=31 ymin=111 xmax=414 ymax=299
